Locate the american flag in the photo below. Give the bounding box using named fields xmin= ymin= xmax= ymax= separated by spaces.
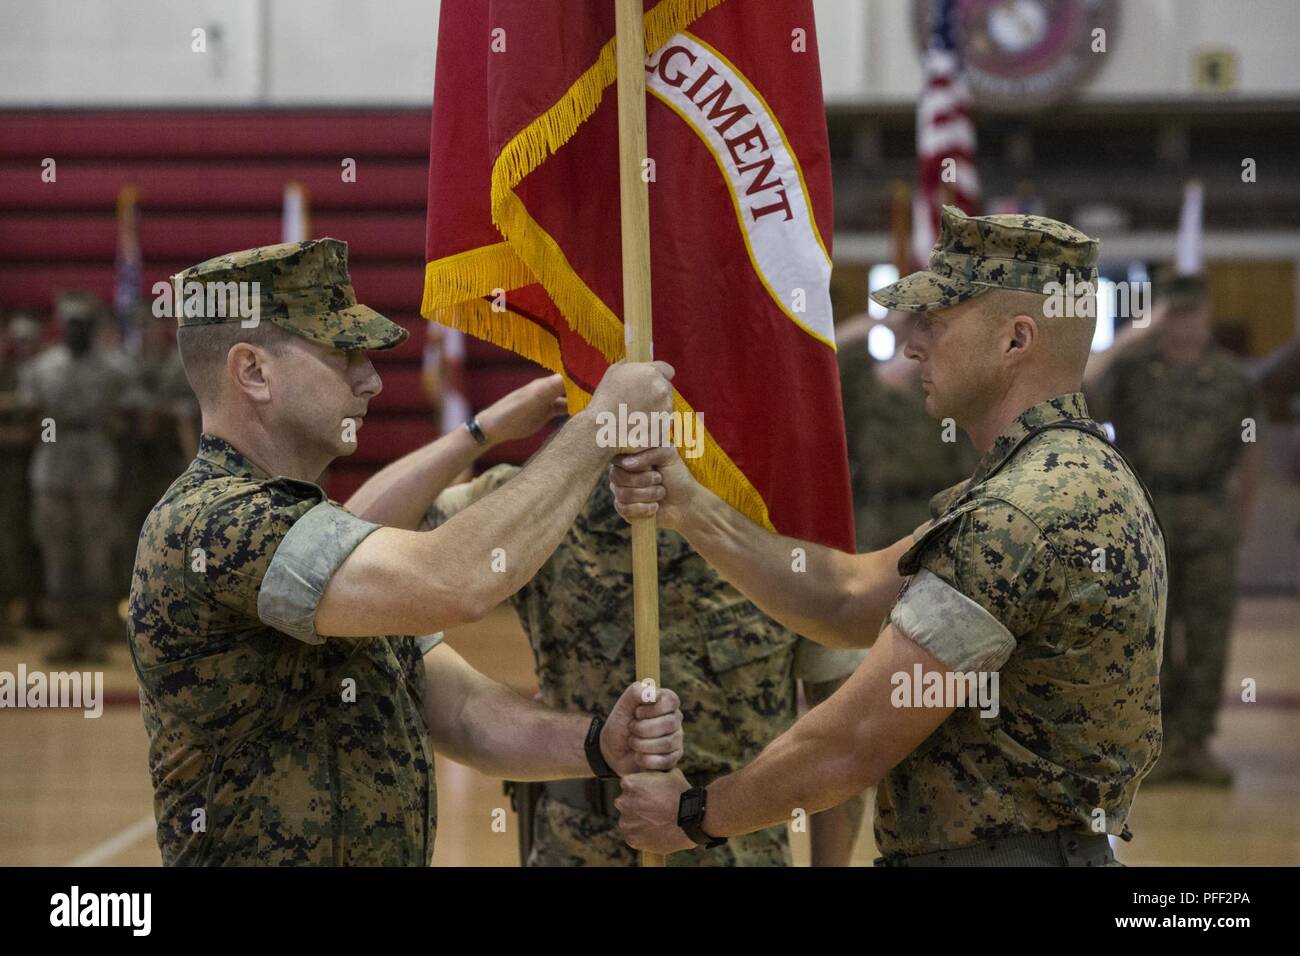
xmin=913 ymin=0 xmax=980 ymax=269
xmin=113 ymin=184 xmax=143 ymax=353
xmin=280 ymin=181 xmax=312 ymax=244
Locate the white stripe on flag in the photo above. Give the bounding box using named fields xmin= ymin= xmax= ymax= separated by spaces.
xmin=918 ymin=121 xmax=977 ymax=156
xmin=1176 ymin=179 xmax=1204 ymax=276
xmin=281 ymin=182 xmax=309 ymax=244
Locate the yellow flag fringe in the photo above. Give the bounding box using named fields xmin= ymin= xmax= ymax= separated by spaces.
xmin=421 ymin=243 xmax=534 ymax=317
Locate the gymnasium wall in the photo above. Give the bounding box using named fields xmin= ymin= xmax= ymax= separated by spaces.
xmin=3 ymin=0 xmax=1300 ymax=108
xmin=0 ymin=109 xmax=548 ymax=500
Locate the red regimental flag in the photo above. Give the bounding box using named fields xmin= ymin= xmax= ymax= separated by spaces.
xmin=423 ymin=0 xmax=854 ymax=552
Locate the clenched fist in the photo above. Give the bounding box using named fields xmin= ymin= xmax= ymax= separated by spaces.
xmin=586 ymin=360 xmax=676 ymax=452
xmin=599 ymin=680 xmax=684 ymax=777
xmin=608 ymin=444 xmax=700 ymax=531
xmin=476 ymin=373 xmax=568 ymax=445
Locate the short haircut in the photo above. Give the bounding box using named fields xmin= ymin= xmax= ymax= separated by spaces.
xmin=176 ymin=320 xmax=295 ymax=401
xmin=979 ymin=288 xmax=1095 ymax=377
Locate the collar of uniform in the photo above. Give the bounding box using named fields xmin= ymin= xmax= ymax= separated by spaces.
xmin=196 ymin=432 xmax=271 ymax=480
xmin=968 ymin=391 xmax=1091 ymax=486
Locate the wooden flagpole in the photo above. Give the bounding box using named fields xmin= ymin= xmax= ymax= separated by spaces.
xmin=614 ymin=0 xmax=664 ymax=869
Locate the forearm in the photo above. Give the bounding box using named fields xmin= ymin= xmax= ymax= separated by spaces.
xmin=424 ymin=644 xmax=590 ymax=780
xmin=448 ymin=681 xmax=591 ymax=781
xmin=345 ymin=425 xmax=483 ymax=530
xmin=804 ymin=676 xmax=867 ymax=866
xmin=702 ymin=710 xmax=872 ymax=840
xmin=432 ymin=410 xmax=611 ymax=614
xmin=617 ymin=626 xmax=949 ymax=857
xmin=681 ymin=491 xmax=907 ymax=648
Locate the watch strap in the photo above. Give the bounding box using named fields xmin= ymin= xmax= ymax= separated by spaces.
xmin=465 ymin=416 xmax=488 ymax=446
xmin=678 ymin=785 xmax=726 ymax=848
xmin=585 ymin=716 xmax=618 ymax=780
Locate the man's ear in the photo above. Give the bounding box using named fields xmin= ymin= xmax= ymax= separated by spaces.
xmin=227 ymin=342 xmax=273 ymax=403
xmin=1005 ymin=314 xmax=1037 ymax=361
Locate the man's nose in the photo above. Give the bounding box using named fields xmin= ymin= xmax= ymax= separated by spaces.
xmin=903 ymin=332 xmax=923 ymax=361
xmin=354 ymin=357 xmax=382 ymax=399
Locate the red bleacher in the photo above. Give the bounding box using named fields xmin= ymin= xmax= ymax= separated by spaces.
xmin=0 ymin=110 xmax=550 ymax=500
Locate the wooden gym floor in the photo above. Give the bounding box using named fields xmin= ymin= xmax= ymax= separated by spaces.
xmin=1 ymin=595 xmax=1296 ymax=867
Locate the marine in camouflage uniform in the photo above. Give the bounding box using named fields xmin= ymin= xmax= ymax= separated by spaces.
xmin=0 ymin=314 xmax=46 ymax=642
xmin=131 ymin=238 xmax=683 ymax=866
xmin=1087 ymin=274 xmax=1260 ymax=786
xmin=117 ymin=312 xmax=199 ymax=593
xmin=18 ymin=294 xmax=145 ymax=662
xmin=429 ymin=467 xmax=866 ymax=866
xmin=868 ymin=208 xmax=1167 ymax=862
xmin=130 ymin=241 xmax=437 ymax=864
xmin=131 ymin=434 xmax=440 ymax=864
xmin=612 ymin=207 xmax=1167 ymax=867
xmin=875 ymin=390 xmax=1166 ymax=861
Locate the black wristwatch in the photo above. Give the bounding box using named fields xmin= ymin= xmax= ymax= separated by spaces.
xmin=678 ymin=785 xmax=725 ymax=848
xmin=584 ymin=716 xmax=618 ymax=780
xmin=464 ymin=415 xmax=488 ymax=446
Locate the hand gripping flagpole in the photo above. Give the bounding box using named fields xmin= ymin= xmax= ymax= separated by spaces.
xmin=614 ymin=0 xmax=664 ymax=869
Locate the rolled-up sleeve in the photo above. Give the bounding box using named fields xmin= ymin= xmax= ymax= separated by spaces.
xmin=888 ymin=569 xmax=1016 ymax=672
xmin=257 ymin=501 xmax=381 ymax=644
xmin=414 ymin=632 xmax=445 ymax=655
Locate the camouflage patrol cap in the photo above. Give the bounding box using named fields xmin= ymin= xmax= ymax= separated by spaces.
xmin=871 ymin=205 xmax=1100 ymax=313
xmin=171 ymin=238 xmax=408 ymax=350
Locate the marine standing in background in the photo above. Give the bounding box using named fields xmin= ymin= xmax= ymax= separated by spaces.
xmin=0 ymin=314 xmax=46 ymax=643
xmin=838 ymin=313 xmax=974 ymax=552
xmin=1087 ymin=273 xmax=1262 ymax=786
xmin=117 ymin=307 xmax=199 ymax=593
xmin=1253 ymin=335 xmax=1300 ymax=591
xmin=17 ymin=293 xmax=145 ymax=663
xmin=429 ymin=467 xmax=868 ymax=866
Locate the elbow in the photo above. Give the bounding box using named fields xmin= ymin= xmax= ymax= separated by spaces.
xmin=440 ymin=574 xmax=503 ymax=627
xmin=824 ymin=622 xmax=877 ymax=650
xmin=807 ymin=562 xmax=879 ymax=650
xmin=822 ymin=751 xmax=875 ymax=804
xmin=413 ymin=541 xmax=506 ymax=630
xmin=458 ymin=597 xmax=493 ymax=626
xmin=440 ymin=590 xmax=491 ymax=629
xmin=821 ymin=727 xmax=882 ymax=800
xmin=415 ymin=574 xmax=492 ymax=630
xmin=800 ymin=626 xmax=857 ymax=651
xmin=456 ymin=564 xmax=535 ymax=625
xmin=806 ymin=593 xmax=877 ymax=650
